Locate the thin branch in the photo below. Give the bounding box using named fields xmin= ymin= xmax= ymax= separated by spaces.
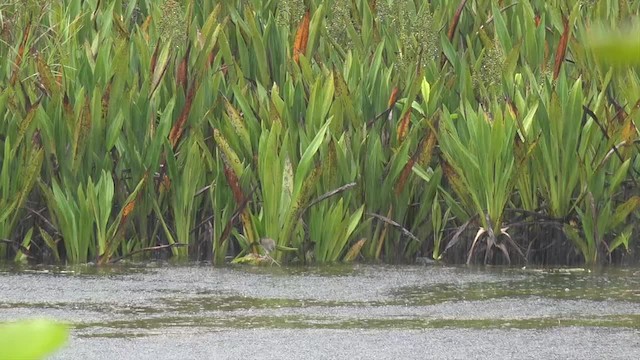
xmin=0 ymin=239 xmax=33 ymax=258
xmin=109 ymin=243 xmax=188 ymax=264
xmin=366 ymin=107 xmax=395 ymax=128
xmin=477 ymin=3 xmax=519 ymax=32
xmin=194 ymin=185 xmax=211 ymax=197
xmin=26 ymin=206 xmax=58 ymax=234
xmin=303 ymin=182 xmax=357 ymax=213
xmin=367 ymin=212 xmax=421 ymax=243
xmin=582 ymin=105 xmax=624 ymax=162
xmin=442 ymin=214 xmax=478 ymax=254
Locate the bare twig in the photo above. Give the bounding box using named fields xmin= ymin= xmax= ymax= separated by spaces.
xmin=303 ymin=182 xmax=357 ymax=213
xmin=194 ymin=185 xmax=211 ymax=197
xmin=367 ymin=212 xmax=421 ymax=243
xmin=26 ymin=206 xmax=58 ymax=234
xmin=366 ymin=107 xmax=395 ymax=128
xmin=442 ymin=214 xmax=478 ymax=255
xmin=109 ymin=243 xmax=188 ymax=264
xmin=0 ymin=239 xmax=33 ymax=258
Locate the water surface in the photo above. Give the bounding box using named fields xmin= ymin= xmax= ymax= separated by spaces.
xmin=1 ymin=263 xmax=639 ymax=359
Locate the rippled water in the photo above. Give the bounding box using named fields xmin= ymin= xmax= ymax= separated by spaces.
xmin=1 ymin=263 xmax=639 ymax=359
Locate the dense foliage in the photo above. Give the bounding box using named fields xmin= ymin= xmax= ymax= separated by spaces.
xmin=1 ymin=0 xmax=639 ymax=266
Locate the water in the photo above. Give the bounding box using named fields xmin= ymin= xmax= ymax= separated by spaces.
xmin=1 ymin=263 xmax=639 ymax=359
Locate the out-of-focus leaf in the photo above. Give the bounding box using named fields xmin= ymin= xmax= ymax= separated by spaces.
xmin=0 ymin=319 xmax=68 ymax=359
xmin=588 ymin=22 xmax=640 ymax=67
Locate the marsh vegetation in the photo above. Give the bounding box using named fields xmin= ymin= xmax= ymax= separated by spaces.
xmin=0 ymin=0 xmax=639 ymax=266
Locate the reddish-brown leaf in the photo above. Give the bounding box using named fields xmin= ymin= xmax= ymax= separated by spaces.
xmin=120 ymin=201 xmax=136 ymax=225
xmin=127 ymin=174 xmax=148 ymax=225
xmin=553 ymin=17 xmax=570 ymax=80
xmin=387 ymin=86 xmax=399 ymax=109
xmin=62 ymin=92 xmax=73 ymax=119
xmin=440 ymin=0 xmax=468 ymax=68
xmin=102 ymin=78 xmax=113 ymax=118
xmin=395 ymin=157 xmax=415 ymax=196
xmin=447 ymin=0 xmax=468 ymax=42
xmin=418 ymin=119 xmax=439 ymax=167
xmin=293 ymin=10 xmax=311 ymax=63
xmin=221 ymin=156 xmax=259 ymax=254
xmin=99 ymin=173 xmax=149 ymax=265
xmin=223 ymin=159 xmax=244 ymax=204
xmin=396 ymin=110 xmax=412 ymax=143
xmin=176 ymin=44 xmax=191 ymax=93
xmin=150 ymin=42 xmax=160 ymax=76
xmin=168 ymin=79 xmax=198 ymax=148
xmin=395 ymin=130 xmax=435 ymax=195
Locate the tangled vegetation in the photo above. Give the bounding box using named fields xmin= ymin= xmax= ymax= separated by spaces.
xmin=0 ymin=0 xmax=639 ymax=266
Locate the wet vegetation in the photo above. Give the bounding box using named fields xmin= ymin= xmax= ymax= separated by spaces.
xmin=0 ymin=0 xmax=639 ymax=266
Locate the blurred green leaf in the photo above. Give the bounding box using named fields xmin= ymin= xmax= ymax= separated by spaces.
xmin=0 ymin=319 xmax=68 ymax=359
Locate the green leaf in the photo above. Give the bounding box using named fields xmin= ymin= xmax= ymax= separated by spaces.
xmin=491 ymin=1 xmax=512 ymax=51
xmin=609 ymin=196 xmax=640 ymax=231
xmin=306 ymin=4 xmax=326 ymax=60
xmin=293 ymin=120 xmax=330 ymax=196
xmin=244 ymin=8 xmax=270 ymax=86
xmin=39 ymin=227 xmax=60 ymax=262
xmin=563 ymin=223 xmax=589 ymax=262
xmin=609 ymin=225 xmax=632 ymax=253
xmin=608 ymin=159 xmax=631 ymax=196
xmin=14 ymin=227 xmax=33 ymax=263
xmin=106 ymin=112 xmax=125 ymax=149
xmin=421 ymin=78 xmax=431 ymax=105
xmin=0 ymin=319 xmax=68 ymax=359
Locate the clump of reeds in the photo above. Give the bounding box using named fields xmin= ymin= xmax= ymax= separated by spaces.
xmin=0 ymin=0 xmax=638 ymax=267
